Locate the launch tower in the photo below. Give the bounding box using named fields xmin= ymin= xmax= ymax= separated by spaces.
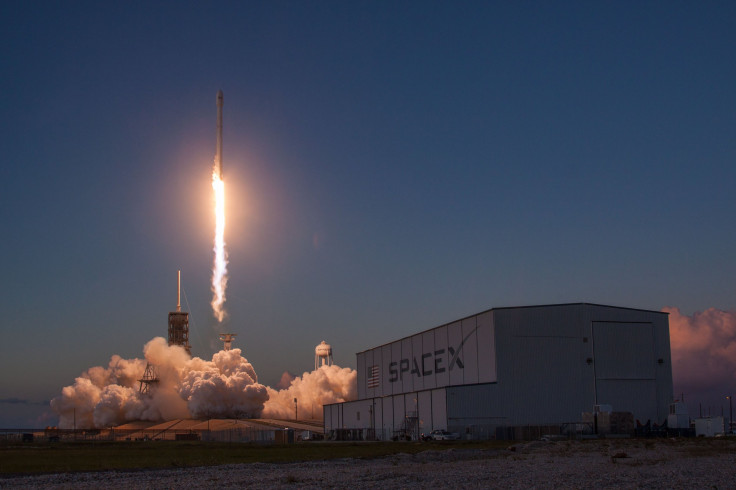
xmin=168 ymin=270 xmax=192 ymax=355
xmin=138 ymin=363 xmax=159 ymax=395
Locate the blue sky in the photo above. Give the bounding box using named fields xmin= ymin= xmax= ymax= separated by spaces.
xmin=1 ymin=1 xmax=734 ymax=427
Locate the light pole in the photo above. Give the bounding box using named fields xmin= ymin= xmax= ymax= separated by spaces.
xmin=294 ymin=398 xmax=298 ymax=421
xmin=727 ymin=395 xmax=733 ymax=435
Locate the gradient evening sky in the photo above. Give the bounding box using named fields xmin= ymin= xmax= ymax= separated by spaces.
xmin=1 ymin=1 xmax=735 ymax=427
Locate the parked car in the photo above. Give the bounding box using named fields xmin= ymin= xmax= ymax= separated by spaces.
xmin=427 ymin=429 xmax=460 ymax=441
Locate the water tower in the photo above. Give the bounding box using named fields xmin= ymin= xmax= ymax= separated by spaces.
xmin=315 ymin=340 xmax=333 ymax=370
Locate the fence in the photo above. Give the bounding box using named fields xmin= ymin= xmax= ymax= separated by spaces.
xmin=0 ymin=428 xmax=314 ymax=444
xmin=324 ymin=422 xmax=602 ymax=442
xmin=2 ymin=422 xmax=608 ymax=443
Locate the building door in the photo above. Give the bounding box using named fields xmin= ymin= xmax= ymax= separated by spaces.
xmin=592 ymin=321 xmax=659 ymax=423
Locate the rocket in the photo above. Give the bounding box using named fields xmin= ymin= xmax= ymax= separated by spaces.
xmin=215 ymin=90 xmax=223 ymax=177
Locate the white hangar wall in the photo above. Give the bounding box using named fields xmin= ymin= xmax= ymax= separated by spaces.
xmin=356 ymin=311 xmax=496 ymax=399
xmin=326 ymin=303 xmax=673 ymax=438
xmin=323 ymin=389 xmax=448 ymax=438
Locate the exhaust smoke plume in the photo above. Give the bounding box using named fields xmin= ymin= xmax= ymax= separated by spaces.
xmin=51 ymin=338 xmax=357 ymax=428
xmin=211 ymin=166 xmax=228 ymax=323
xmin=263 ymin=365 xmax=357 ymax=419
xmin=276 ymin=371 xmax=297 ymax=390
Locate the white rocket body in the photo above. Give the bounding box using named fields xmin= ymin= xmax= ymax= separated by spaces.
xmin=216 ymin=90 xmax=223 ymax=177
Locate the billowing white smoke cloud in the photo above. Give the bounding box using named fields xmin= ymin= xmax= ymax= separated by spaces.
xmin=51 ymin=337 xmax=357 ymax=428
xmin=50 ymin=354 xmax=148 ymax=428
xmin=263 ymin=365 xmax=357 ymax=420
xmin=665 ymin=307 xmax=736 ymax=413
xmin=51 ymin=337 xmax=266 ymax=428
xmin=276 ymin=371 xmax=297 ymax=390
xmin=181 ymin=349 xmax=268 ymax=419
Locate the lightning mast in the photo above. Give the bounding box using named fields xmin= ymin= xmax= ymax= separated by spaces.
xmin=168 ymin=270 xmax=191 ymax=355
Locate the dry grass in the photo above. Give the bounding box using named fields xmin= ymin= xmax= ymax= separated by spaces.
xmin=3 ymin=437 xmax=733 ymax=476
xmin=0 ymin=439 xmax=511 ymax=475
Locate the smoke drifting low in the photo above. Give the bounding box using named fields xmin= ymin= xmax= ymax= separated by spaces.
xmin=51 ymin=338 xmax=356 ymax=429
xmin=264 ymin=365 xmax=357 ymax=419
xmin=666 ymin=307 xmax=736 ymax=411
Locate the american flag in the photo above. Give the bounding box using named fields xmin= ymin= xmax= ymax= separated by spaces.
xmin=367 ymin=365 xmax=380 ymax=388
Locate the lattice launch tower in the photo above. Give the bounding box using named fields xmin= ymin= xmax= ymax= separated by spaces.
xmin=138 ymin=363 xmax=159 ymax=395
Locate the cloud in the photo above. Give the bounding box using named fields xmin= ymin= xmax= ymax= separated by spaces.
xmin=1 ymin=398 xmax=31 ymax=405
xmin=0 ymin=398 xmax=48 ymax=406
xmin=665 ymin=306 xmax=736 ymax=413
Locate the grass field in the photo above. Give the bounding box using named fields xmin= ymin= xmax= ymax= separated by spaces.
xmin=0 ymin=440 xmax=512 ymax=475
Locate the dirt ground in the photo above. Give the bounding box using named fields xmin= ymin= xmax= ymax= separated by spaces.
xmin=3 ymin=438 xmax=735 ymax=489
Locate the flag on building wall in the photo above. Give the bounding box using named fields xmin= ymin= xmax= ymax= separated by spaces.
xmin=367 ymin=365 xmax=380 ymax=388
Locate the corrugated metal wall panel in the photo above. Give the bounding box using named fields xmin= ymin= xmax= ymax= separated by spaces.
xmin=476 ymin=311 xmax=496 ymax=383
xmin=328 ymin=403 xmax=340 ymax=430
xmin=390 ymin=342 xmax=402 ymax=396
xmin=365 ymin=349 xmax=375 ymax=399
xmin=412 ymin=334 xmax=424 ymax=391
xmin=371 ymin=348 xmax=382 ymax=397
xmin=493 ymin=305 xmax=595 ymax=424
xmin=373 ymin=399 xmax=382 ymax=431
xmin=446 ymin=384 xmax=508 ymax=431
xmin=401 ymin=338 xmax=414 ymax=393
xmin=448 ymin=321 xmax=463 ymax=386
xmin=342 ymin=304 xmax=672 ymax=431
xmin=382 ymin=396 xmax=393 ymax=431
xmin=324 ymin=404 xmax=334 ymax=431
xmin=355 ymin=311 xmax=498 ymax=399
xmin=356 ymin=352 xmax=366 ymax=400
xmin=461 ymin=316 xmax=478 ymax=386
xmin=593 ymin=322 xmax=655 ymax=379
xmin=434 ymin=325 xmax=450 ymax=387
xmin=596 ymin=380 xmax=658 ymax=420
xmin=431 ymin=389 xmax=447 ymax=430
xmin=393 ymin=395 xmax=405 ymax=431
xmin=418 ymin=390 xmax=432 ymax=433
xmin=505 ymin=335 xmax=586 ymax=423
xmin=422 ymin=330 xmax=437 ymax=390
xmin=342 ymin=402 xmax=359 ymax=428
xmin=381 ymin=344 xmax=392 ymax=397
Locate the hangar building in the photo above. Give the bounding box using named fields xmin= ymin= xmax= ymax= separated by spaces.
xmin=324 ymin=303 xmax=673 ymax=439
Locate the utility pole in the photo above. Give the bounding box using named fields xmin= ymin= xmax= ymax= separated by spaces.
xmin=294 ymin=398 xmax=298 ymax=421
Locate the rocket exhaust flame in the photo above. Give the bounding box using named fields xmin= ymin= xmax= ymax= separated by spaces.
xmin=211 ymin=90 xmax=227 ymax=323
xmin=211 ymin=167 xmax=227 ymax=322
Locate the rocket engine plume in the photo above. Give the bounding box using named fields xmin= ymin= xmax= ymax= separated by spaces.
xmin=211 ymin=90 xmax=228 ymax=323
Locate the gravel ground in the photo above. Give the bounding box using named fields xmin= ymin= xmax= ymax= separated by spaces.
xmin=2 ymin=439 xmax=735 ymax=489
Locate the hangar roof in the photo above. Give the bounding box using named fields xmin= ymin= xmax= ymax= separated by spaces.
xmin=356 ymin=302 xmax=668 ymax=355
